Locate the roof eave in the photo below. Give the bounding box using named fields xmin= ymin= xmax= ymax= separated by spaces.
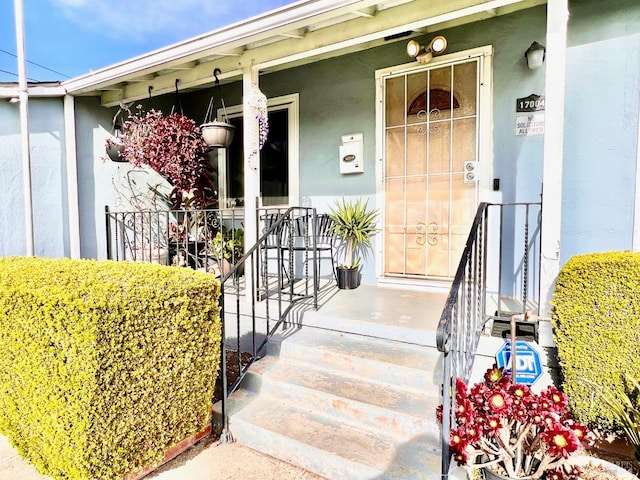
xmin=62 ymin=0 xmax=379 ymax=95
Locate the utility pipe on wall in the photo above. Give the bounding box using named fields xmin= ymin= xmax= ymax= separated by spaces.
xmin=14 ymin=0 xmax=35 ymax=256
xmin=64 ymin=95 xmax=81 ymax=259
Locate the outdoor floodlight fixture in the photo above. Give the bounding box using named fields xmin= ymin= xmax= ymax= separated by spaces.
xmin=8 ymin=97 xmax=20 ymax=103
xmin=525 ymin=41 xmax=546 ymax=70
xmin=406 ymin=35 xmax=447 ymax=64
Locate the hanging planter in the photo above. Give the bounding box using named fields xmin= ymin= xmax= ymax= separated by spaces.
xmin=200 ymin=68 xmax=235 ymax=149
xmin=105 ymin=114 xmax=127 ymax=162
xmin=106 ymin=140 xmax=126 ymax=162
xmin=201 ymin=120 xmax=235 ymax=148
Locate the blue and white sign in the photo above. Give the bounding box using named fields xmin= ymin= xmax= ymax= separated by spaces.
xmin=495 ymin=340 xmax=542 ymax=385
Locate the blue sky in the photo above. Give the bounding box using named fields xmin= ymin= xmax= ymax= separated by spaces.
xmin=0 ymin=0 xmax=295 ymax=83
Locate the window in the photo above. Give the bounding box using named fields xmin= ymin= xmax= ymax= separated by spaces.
xmin=216 ymin=94 xmax=299 ymax=208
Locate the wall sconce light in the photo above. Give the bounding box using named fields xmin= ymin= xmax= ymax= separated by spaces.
xmin=524 ymin=41 xmax=546 ymax=70
xmin=407 ymin=35 xmax=447 ymax=64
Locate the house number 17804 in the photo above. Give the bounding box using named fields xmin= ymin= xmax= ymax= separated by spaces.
xmin=516 ymin=94 xmax=545 ymax=113
xmin=518 ymin=98 xmax=545 ymax=110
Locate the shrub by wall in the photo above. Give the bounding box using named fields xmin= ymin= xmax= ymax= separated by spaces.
xmin=0 ymin=257 xmax=221 ymax=479
xmin=552 ymin=251 xmax=640 ymax=431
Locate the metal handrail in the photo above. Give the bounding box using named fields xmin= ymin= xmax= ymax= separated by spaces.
xmin=105 ymin=205 xmax=323 ymax=443
xmin=436 ymin=201 xmax=542 ymax=479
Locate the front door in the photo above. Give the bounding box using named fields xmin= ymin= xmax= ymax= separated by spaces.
xmin=381 ymin=52 xmax=486 ymax=279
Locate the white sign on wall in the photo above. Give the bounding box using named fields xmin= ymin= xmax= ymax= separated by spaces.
xmin=515 ymin=94 xmax=545 ymax=137
xmin=515 ymin=113 xmax=545 ymax=136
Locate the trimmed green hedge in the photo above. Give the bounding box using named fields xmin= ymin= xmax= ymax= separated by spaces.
xmin=552 ymin=251 xmax=640 ymax=431
xmin=0 ymin=257 xmax=221 ymax=479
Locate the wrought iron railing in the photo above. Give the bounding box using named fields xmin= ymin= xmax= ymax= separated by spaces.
xmin=436 ymin=201 xmax=542 ymax=479
xmin=105 ymin=205 xmax=326 ymax=441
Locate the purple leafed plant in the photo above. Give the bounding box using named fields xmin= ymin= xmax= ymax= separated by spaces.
xmin=115 ymin=106 xmax=216 ymax=208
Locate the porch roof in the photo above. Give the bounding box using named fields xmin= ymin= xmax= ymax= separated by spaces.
xmin=60 ymin=0 xmax=544 ymax=107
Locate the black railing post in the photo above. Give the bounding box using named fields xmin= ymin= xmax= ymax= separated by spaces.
xmin=312 ymin=208 xmax=319 ymax=310
xmin=436 ymin=201 xmax=543 ymax=478
xmin=218 ymin=288 xmax=229 ymax=441
xmin=105 ymin=206 xmax=112 ymax=260
xmin=523 ymin=204 xmax=530 ymax=312
xmin=497 ymin=204 xmax=504 ymax=316
xmin=440 ymin=356 xmax=451 ymax=480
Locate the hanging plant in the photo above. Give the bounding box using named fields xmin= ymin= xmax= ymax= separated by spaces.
xmin=251 ymin=87 xmax=269 ymax=149
xmin=105 ymin=110 xmax=127 ymax=162
xmin=116 ymin=105 xmax=216 ymax=208
xmin=200 ymin=68 xmax=235 ymax=149
xmin=257 ymin=111 xmax=269 ymax=150
xmin=247 ymin=86 xmax=269 ymax=170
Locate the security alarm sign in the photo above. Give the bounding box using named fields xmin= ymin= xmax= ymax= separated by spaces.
xmin=515 ymin=94 xmax=545 ymax=136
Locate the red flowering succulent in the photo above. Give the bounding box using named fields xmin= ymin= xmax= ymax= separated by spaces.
xmin=440 ymin=365 xmax=592 ymax=479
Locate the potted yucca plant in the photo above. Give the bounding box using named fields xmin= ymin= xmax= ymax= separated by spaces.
xmin=329 ymin=197 xmax=378 ymax=289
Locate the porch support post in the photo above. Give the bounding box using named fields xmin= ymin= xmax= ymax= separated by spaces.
xmin=63 ymin=95 xmax=81 ymax=259
xmin=242 ymin=65 xmax=260 ymax=293
xmin=539 ymin=0 xmax=569 ymax=316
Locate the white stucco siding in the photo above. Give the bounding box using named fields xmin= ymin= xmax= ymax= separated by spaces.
xmin=0 ymin=105 xmax=25 ymax=255
xmin=0 ymin=99 xmax=67 ymax=257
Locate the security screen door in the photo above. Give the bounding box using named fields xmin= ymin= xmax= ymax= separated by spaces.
xmin=383 ymin=58 xmax=479 ymax=278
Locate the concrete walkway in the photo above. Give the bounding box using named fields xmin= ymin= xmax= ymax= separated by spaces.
xmin=0 ymin=435 xmax=45 ymax=480
xmin=0 ymin=434 xmax=325 ymax=480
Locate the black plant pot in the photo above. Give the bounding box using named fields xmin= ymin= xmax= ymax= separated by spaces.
xmin=336 ymin=267 xmax=360 ymax=290
xmin=106 ymin=143 xmax=126 ymax=162
xmin=168 ymin=241 xmax=207 ymax=269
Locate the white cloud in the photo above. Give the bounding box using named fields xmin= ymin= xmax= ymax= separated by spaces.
xmin=49 ymin=0 xmax=285 ymax=44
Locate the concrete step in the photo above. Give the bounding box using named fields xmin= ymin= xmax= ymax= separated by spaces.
xmin=267 ymin=326 xmax=443 ymax=392
xmin=300 ymin=309 xmax=436 ymax=346
xmin=224 ymin=326 xmax=448 ymax=478
xmin=253 ymin=358 xmax=441 ymax=439
xmin=230 ymin=393 xmax=442 ymax=480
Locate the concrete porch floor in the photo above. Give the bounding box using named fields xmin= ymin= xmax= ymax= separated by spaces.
xmin=0 ymin=283 xmax=450 ymax=480
xmin=291 ymin=283 xmax=447 ymax=346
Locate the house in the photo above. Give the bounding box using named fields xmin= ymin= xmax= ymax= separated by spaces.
xmin=2 ymin=1 xmax=640 ymax=476
xmin=0 ymin=0 xmax=639 ymax=315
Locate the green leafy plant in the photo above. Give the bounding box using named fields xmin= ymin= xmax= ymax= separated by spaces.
xmin=210 ymin=227 xmax=244 ymax=263
xmin=552 ymin=251 xmax=640 ymax=431
xmin=329 ymin=197 xmax=379 ymax=268
xmin=0 ymin=257 xmax=221 ymax=480
xmin=586 ymin=375 xmax=640 ymax=462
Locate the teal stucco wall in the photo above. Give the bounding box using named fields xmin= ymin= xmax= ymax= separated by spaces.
xmin=561 ymin=0 xmax=640 ymax=263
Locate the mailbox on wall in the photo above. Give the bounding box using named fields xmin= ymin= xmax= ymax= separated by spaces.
xmin=339 ymin=133 xmax=364 ymax=174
